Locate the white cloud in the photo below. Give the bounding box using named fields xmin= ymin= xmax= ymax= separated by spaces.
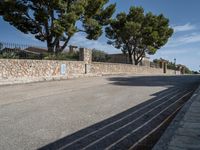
xmin=165 ymin=33 xmax=200 ymax=48
xmin=156 ymin=47 xmax=200 ymax=57
xmin=180 ymin=33 xmax=200 ymax=43
xmin=69 ymin=33 xmax=119 ymax=53
xmin=158 ymin=49 xmax=188 ymax=55
xmin=173 ymin=23 xmax=197 ymax=32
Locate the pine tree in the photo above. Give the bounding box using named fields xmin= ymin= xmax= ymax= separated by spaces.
xmin=0 ymin=0 xmax=116 ymax=53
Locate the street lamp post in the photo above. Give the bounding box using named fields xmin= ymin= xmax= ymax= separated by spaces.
xmin=174 ymin=58 xmax=176 ymax=75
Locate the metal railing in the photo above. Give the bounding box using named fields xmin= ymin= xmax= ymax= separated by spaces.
xmin=0 ymin=41 xmax=81 ymax=60
xmin=0 ymin=42 xmax=46 ymax=51
xmin=0 ymin=41 xmax=47 ymax=59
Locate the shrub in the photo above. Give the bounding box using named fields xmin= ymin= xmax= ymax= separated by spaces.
xmin=0 ymin=51 xmax=19 ymax=59
xmin=43 ymin=51 xmax=79 ymax=60
xmin=92 ymin=49 xmax=110 ymax=62
xmin=167 ymin=62 xmax=176 ymax=70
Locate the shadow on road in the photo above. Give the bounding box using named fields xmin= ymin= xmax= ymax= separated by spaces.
xmin=39 ymin=75 xmax=200 ymax=150
xmin=107 ymin=75 xmax=200 ymax=87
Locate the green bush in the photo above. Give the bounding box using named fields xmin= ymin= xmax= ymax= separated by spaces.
xmin=0 ymin=51 xmax=19 ymax=59
xmin=0 ymin=48 xmax=79 ymax=61
xmin=0 ymin=48 xmax=21 ymax=59
xmin=167 ymin=62 xmax=176 ymax=70
xmin=43 ymin=52 xmax=79 ymax=60
xmin=184 ymin=66 xmax=192 ymax=74
xmin=92 ymin=49 xmax=110 ymax=62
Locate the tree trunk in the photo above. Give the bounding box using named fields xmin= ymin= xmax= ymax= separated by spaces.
xmin=47 ymin=37 xmax=54 ymax=53
xmin=128 ymin=51 xmax=134 ymax=64
xmin=47 ymin=36 xmax=71 ymax=54
xmin=47 ymin=40 xmax=60 ymax=54
xmin=134 ymin=56 xmax=144 ymax=66
xmin=47 ymin=44 xmax=54 ymax=53
xmin=134 ymin=59 xmax=139 ymax=65
xmin=55 ymin=40 xmax=60 ymax=54
xmin=134 ymin=51 xmax=144 ymax=66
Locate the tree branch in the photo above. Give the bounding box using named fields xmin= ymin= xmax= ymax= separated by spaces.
xmin=61 ymin=36 xmax=71 ymax=51
xmin=138 ymin=55 xmax=143 ymax=63
xmin=136 ymin=47 xmax=146 ymax=63
xmin=50 ymin=9 xmax=55 ymax=34
xmin=52 ymin=37 xmax=59 ymax=46
xmin=25 ymin=13 xmax=45 ymax=37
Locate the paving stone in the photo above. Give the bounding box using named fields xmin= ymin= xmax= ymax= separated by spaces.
xmin=182 ymin=122 xmax=200 ymax=129
xmin=168 ymin=145 xmax=187 ymax=150
xmin=169 ymin=135 xmax=200 ymax=148
xmin=175 ymin=127 xmax=200 ymax=137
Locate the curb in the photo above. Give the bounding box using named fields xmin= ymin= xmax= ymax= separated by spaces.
xmin=153 ymin=85 xmax=200 ymax=150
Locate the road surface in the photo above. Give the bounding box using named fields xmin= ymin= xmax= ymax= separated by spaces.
xmin=0 ymin=75 xmax=199 ymax=149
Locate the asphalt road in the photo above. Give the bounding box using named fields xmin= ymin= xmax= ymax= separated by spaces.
xmin=0 ymin=75 xmax=199 ymax=150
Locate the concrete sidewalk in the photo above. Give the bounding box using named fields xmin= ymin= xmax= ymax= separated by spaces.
xmin=0 ymin=74 xmax=91 ymax=86
xmin=153 ymin=85 xmax=200 ymax=150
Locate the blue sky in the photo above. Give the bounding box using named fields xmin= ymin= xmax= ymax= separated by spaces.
xmin=0 ymin=0 xmax=200 ymax=71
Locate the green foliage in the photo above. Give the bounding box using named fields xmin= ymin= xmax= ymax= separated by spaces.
xmin=92 ymin=49 xmax=110 ymax=62
xmin=167 ymin=62 xmax=176 ymax=70
xmin=0 ymin=51 xmax=19 ymax=59
xmin=106 ymin=6 xmax=173 ymax=65
xmin=43 ymin=52 xmax=79 ymax=60
xmin=0 ymin=48 xmax=79 ymax=60
xmin=0 ymin=50 xmax=42 ymax=59
xmin=0 ymin=47 xmax=20 ymax=59
xmin=184 ymin=67 xmax=192 ymax=74
xmin=0 ymin=0 xmax=116 ymax=53
xmin=0 ymin=43 xmax=3 ymax=50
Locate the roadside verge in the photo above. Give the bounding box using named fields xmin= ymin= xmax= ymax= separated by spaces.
xmin=153 ymin=84 xmax=200 ymax=150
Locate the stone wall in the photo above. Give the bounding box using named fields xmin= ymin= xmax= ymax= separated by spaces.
xmin=167 ymin=69 xmax=181 ymax=75
xmin=0 ymin=58 xmax=177 ymax=83
xmin=90 ymin=62 xmax=164 ymax=75
xmin=79 ymin=48 xmax=92 ymax=64
xmin=0 ymin=59 xmax=85 ymax=80
xmin=0 ymin=48 xmax=179 ymax=84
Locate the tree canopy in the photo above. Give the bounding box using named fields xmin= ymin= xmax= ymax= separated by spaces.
xmin=0 ymin=0 xmax=116 ymax=53
xmin=0 ymin=42 xmax=3 ymax=51
xmin=106 ymin=6 xmax=173 ymax=65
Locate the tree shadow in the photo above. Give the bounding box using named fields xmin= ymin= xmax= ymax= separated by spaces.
xmin=39 ymin=75 xmax=200 ymax=150
xmin=107 ymin=75 xmax=200 ymax=88
xmin=38 ymin=92 xmax=176 ymax=149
